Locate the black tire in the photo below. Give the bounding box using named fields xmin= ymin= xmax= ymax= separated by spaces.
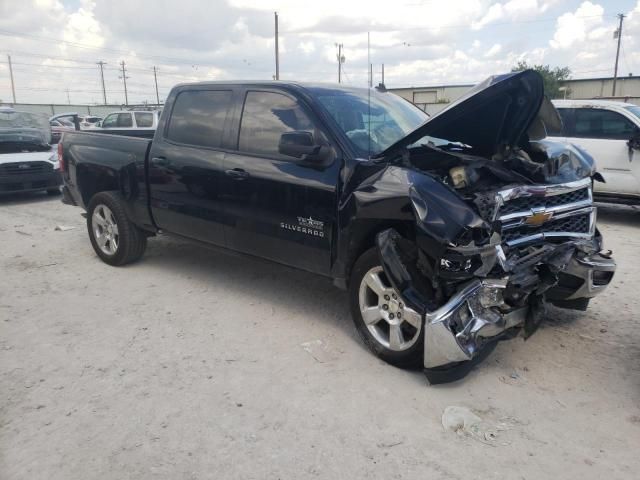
xmin=47 ymin=188 xmax=60 ymax=196
xmin=87 ymin=191 xmax=147 ymax=266
xmin=349 ymin=248 xmax=424 ymax=369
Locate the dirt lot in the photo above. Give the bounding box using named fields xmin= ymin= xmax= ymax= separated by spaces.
xmin=1 ymin=194 xmax=639 ymax=480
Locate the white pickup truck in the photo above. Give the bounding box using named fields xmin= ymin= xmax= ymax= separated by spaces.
xmin=551 ymin=100 xmax=640 ymax=204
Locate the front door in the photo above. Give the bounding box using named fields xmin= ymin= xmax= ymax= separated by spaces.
xmin=561 ymin=107 xmax=640 ymax=196
xmin=222 ymin=89 xmax=340 ymax=275
xmin=148 ymin=88 xmax=235 ymax=246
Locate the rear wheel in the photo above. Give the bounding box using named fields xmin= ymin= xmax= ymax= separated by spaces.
xmin=87 ymin=191 xmax=147 ymax=266
xmin=349 ymin=248 xmax=424 ymax=369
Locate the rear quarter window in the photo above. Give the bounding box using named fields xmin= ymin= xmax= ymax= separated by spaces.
xmin=135 ymin=112 xmax=154 ymax=128
xmin=166 ymin=90 xmax=232 ymax=148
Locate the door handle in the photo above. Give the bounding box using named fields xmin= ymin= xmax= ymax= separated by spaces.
xmin=225 ymin=168 xmax=249 ymax=180
xmin=151 ymin=156 xmax=169 ymax=167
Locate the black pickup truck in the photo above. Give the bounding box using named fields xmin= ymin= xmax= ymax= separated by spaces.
xmin=60 ymin=70 xmax=615 ymax=383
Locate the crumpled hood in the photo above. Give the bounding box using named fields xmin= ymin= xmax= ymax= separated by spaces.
xmin=379 ymin=70 xmax=547 ymax=158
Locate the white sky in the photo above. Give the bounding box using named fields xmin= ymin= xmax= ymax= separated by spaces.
xmin=0 ymin=0 xmax=639 ymax=104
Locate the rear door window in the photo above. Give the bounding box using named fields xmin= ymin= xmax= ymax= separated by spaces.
xmin=573 ymin=108 xmax=636 ymax=139
xmin=237 ymin=91 xmax=314 ymax=158
xmin=134 ymin=112 xmax=154 ymax=128
xmin=166 ymin=90 xmax=232 ymax=148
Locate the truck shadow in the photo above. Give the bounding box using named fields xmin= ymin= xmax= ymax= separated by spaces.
xmin=141 ymin=235 xmax=362 ymax=344
xmin=595 ymin=202 xmax=640 ymax=227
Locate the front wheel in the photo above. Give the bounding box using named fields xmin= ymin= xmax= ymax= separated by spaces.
xmin=349 ymin=248 xmax=424 ymax=369
xmin=87 ymin=191 xmax=147 ymax=266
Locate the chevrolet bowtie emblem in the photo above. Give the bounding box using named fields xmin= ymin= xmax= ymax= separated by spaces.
xmin=524 ymin=211 xmax=554 ymax=226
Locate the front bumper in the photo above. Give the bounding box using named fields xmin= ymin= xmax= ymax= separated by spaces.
xmin=423 ymin=250 xmax=614 ymax=380
xmin=376 ymin=229 xmax=615 ymax=383
xmin=0 ymin=169 xmax=61 ymax=195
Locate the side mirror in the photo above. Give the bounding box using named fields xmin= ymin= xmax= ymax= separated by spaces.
xmin=628 ymin=128 xmax=640 ymax=150
xmin=279 ymin=131 xmax=317 ymax=157
xmin=278 ymin=131 xmax=332 ymax=165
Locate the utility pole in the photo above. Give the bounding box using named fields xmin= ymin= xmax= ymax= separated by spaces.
xmin=612 ymin=13 xmax=625 ymax=96
xmin=274 ymin=12 xmax=280 ymax=80
xmin=7 ymin=55 xmax=16 ymax=103
xmin=336 ymin=43 xmax=344 ymax=83
xmin=119 ymin=61 xmax=129 ymax=105
xmin=381 ymin=64 xmax=385 ymax=85
xmin=97 ymin=61 xmax=107 ymax=104
xmin=153 ymin=66 xmax=160 ymax=105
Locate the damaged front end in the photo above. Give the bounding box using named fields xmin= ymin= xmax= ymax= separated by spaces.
xmin=367 ymin=70 xmax=617 ymax=383
xmin=376 ymin=174 xmax=615 ymax=383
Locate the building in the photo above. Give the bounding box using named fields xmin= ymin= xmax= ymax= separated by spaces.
xmin=389 ymin=75 xmax=640 ymax=115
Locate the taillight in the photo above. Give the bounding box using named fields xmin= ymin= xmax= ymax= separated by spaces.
xmin=57 ymin=142 xmax=65 ymax=173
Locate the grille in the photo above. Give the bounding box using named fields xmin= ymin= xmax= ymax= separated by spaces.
xmin=497 ymin=181 xmax=594 ymax=245
xmin=502 ymin=213 xmax=591 ymax=243
xmin=500 ymin=187 xmax=590 ymax=216
xmin=0 ymin=162 xmax=52 ymax=177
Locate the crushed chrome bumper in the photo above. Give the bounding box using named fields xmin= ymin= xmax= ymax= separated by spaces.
xmin=424 ymin=279 xmax=526 ymax=369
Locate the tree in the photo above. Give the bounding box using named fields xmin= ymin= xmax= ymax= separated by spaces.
xmin=511 ymin=61 xmax=572 ymax=98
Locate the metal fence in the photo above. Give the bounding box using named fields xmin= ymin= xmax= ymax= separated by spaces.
xmin=1 ymin=103 xmax=163 ymax=117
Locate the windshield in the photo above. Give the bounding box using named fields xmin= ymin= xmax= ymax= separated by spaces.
xmin=625 ymin=105 xmax=640 ymax=121
xmin=0 ymin=111 xmax=51 ymax=150
xmin=311 ymin=87 xmax=428 ymax=157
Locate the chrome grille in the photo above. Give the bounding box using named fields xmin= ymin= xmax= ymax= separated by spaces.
xmin=496 ymin=178 xmax=595 ymax=246
xmin=0 ymin=161 xmax=52 ymax=177
xmin=499 ymin=188 xmax=589 ymax=216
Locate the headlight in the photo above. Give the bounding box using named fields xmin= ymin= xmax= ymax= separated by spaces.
xmin=48 ymin=153 xmax=60 ymax=170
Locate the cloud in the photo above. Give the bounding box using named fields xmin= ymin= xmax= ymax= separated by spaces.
xmin=484 ymin=43 xmax=503 ymax=58
xmin=1 ymin=0 xmax=638 ymax=104
xmin=549 ymin=1 xmax=604 ymax=49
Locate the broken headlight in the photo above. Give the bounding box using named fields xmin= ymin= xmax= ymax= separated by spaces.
xmin=438 ymin=252 xmax=482 ymax=280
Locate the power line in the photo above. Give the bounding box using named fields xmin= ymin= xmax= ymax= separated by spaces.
xmin=612 ymin=13 xmax=625 ymax=95
xmin=97 ymin=61 xmax=107 ymax=104
xmin=119 ymin=61 xmax=129 ymax=105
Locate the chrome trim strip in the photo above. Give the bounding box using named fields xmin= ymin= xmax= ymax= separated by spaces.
xmin=496 ymin=177 xmax=592 ymax=203
xmin=499 ymin=198 xmax=592 ymax=223
xmin=502 ymin=206 xmax=594 ymax=230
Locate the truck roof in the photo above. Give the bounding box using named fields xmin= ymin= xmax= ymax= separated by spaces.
xmin=552 ymin=99 xmax=637 ymax=109
xmin=172 ymin=80 xmax=372 ymax=93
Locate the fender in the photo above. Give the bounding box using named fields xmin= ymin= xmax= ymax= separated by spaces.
xmin=333 ymin=163 xmax=488 ymax=283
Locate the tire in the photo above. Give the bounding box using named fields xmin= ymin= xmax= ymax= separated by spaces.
xmin=87 ymin=191 xmax=147 ymax=266
xmin=47 ymin=188 xmax=60 ymax=196
xmin=349 ymin=248 xmax=424 ymax=369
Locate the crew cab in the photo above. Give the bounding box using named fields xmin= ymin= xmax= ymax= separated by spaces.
xmin=59 ymin=71 xmax=615 ymax=383
xmin=551 ymin=99 xmax=640 ymax=204
xmin=92 ymin=110 xmax=160 ymax=138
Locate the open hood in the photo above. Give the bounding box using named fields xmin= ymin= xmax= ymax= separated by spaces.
xmin=379 ymin=70 xmax=546 ymax=158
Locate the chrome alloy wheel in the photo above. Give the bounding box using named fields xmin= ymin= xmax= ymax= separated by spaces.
xmin=92 ymin=204 xmax=119 ymax=255
xmin=358 ymin=266 xmax=422 ymax=351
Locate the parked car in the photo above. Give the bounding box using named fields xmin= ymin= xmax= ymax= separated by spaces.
xmin=92 ymin=110 xmax=160 ymax=138
xmin=59 ymin=71 xmax=615 ymax=383
xmin=551 ymin=99 xmax=640 ymax=204
xmin=79 ymin=115 xmax=103 ymax=129
xmin=50 ymin=117 xmax=76 ymax=144
xmin=0 ymin=107 xmax=61 ymax=195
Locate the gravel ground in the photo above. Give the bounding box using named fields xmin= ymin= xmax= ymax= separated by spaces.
xmin=1 ymin=194 xmax=639 ymax=480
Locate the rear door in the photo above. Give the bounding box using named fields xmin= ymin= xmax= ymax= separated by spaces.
xmin=561 ymin=107 xmax=640 ymax=196
xmin=221 ymin=88 xmax=341 ymax=275
xmin=148 ymin=87 xmax=236 ymax=245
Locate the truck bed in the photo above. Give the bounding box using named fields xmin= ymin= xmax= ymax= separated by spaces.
xmin=61 ymin=130 xmax=154 ymax=229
